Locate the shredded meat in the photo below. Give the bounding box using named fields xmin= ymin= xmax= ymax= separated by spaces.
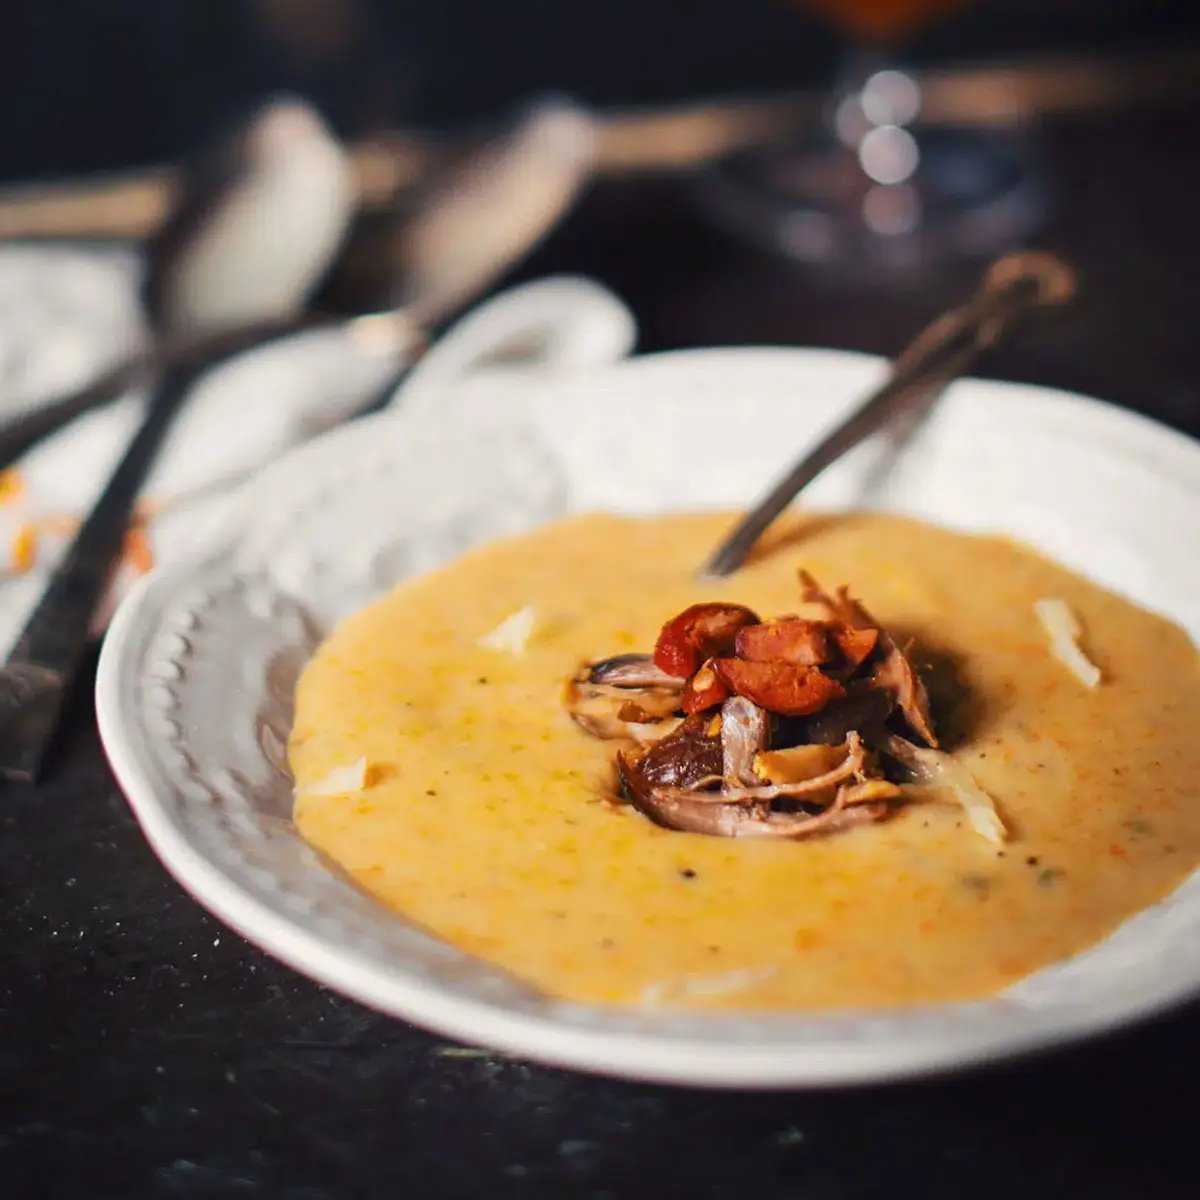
xmin=565 ymin=675 xmax=681 ymax=743
xmin=618 ymin=757 xmax=888 ymax=839
xmin=869 ymin=640 xmax=938 ymax=747
xmin=657 ymin=732 xmax=865 ymax=804
xmin=720 ymin=696 xmax=769 ymax=787
xmin=754 ymin=742 xmax=844 ymax=784
xmin=587 ymin=654 xmax=683 ymax=691
xmin=800 ymin=569 xmax=937 ymax=746
xmin=794 ymin=684 xmax=894 ymax=746
xmin=570 ymin=569 xmax=942 ymax=841
xmin=832 ymin=625 xmax=878 ymax=667
xmin=634 ymin=715 xmax=724 ymax=791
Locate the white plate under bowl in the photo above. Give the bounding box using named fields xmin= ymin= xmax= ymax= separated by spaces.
xmin=97 ymin=347 xmax=1200 ymax=1089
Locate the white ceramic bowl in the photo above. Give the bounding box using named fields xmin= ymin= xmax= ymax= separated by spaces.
xmin=98 ymin=342 xmax=1200 ymax=1089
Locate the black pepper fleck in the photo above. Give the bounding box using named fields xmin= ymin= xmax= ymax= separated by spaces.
xmin=1026 ymin=856 xmax=1040 ymax=866
xmin=961 ymin=873 xmax=992 ymax=899
xmin=477 ymin=676 xmax=489 ymax=685
xmin=680 ymin=868 xmax=698 ymax=880
xmin=425 ymin=789 xmax=437 ymax=797
xmin=600 ymin=938 xmax=614 ymax=950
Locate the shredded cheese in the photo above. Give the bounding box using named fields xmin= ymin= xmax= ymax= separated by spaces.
xmin=477 ymin=605 xmax=539 ymax=653
xmin=639 ymin=965 xmax=778 ymax=1008
xmin=887 ymin=736 xmax=1006 ymax=845
xmin=1034 ymin=598 xmax=1102 ymax=688
xmin=302 ymin=758 xmax=367 ymax=797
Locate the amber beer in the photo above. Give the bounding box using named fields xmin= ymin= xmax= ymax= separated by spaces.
xmin=794 ymin=0 xmax=967 ymax=40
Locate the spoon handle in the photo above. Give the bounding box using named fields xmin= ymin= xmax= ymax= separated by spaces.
xmin=0 ymin=360 xmax=204 ymax=782
xmin=0 ymin=317 xmax=323 ymax=476
xmin=699 ymin=252 xmax=1077 ymax=579
xmin=0 ymin=356 xmax=153 ymax=472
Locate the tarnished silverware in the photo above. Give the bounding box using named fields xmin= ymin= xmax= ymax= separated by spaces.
xmin=0 ymin=97 xmax=594 ymax=475
xmin=700 ymin=251 xmax=1077 ymax=579
xmin=0 ymin=97 xmax=353 ymax=474
xmin=0 ymin=104 xmax=355 ymax=784
xmin=0 ymin=100 xmax=597 ymax=784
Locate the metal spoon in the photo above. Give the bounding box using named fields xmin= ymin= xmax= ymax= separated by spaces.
xmin=0 ymin=99 xmax=597 ymax=784
xmin=0 ymin=102 xmax=355 ymax=784
xmin=0 ymin=96 xmax=595 ymax=473
xmin=0 ymin=96 xmax=353 ymax=472
xmin=700 ymin=252 xmax=1077 ymax=578
xmin=315 ymin=96 xmax=598 ymax=412
xmin=104 ymin=99 xmax=600 ymax=518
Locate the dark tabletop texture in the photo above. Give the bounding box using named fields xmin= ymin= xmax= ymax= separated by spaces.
xmin=3 ymin=99 xmax=1200 ymax=1198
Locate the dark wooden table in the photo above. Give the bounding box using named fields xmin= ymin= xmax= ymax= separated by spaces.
xmin=4 ymin=102 xmax=1199 ymax=1199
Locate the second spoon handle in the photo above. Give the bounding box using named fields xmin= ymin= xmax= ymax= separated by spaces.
xmin=700 ymin=252 xmax=1077 ymax=579
xmin=0 ymin=316 xmax=327 ymax=476
xmin=0 ymin=359 xmax=206 ymax=782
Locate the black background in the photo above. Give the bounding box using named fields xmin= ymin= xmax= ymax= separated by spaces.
xmin=1 ymin=0 xmax=1200 ymax=180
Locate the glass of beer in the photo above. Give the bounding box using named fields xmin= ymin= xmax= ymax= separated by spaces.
xmin=696 ymin=0 xmax=1046 ymax=276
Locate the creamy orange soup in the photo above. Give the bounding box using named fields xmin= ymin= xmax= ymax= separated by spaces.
xmin=289 ymin=512 xmax=1200 ymax=1011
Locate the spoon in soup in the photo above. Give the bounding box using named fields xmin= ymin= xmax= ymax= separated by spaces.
xmin=700 ymin=251 xmax=1077 ymax=579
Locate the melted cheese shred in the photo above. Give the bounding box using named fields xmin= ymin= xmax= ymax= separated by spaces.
xmin=290 ymin=511 xmax=1200 ymax=1012
xmin=1035 ymin=597 xmax=1103 ymax=688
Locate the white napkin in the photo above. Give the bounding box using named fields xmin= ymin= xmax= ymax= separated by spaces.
xmin=0 ymin=246 xmax=638 ymax=658
xmin=0 ymin=243 xmax=402 ymax=655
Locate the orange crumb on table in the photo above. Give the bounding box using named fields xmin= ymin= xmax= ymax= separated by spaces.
xmin=10 ymin=522 xmax=37 ymax=573
xmin=123 ymin=525 xmax=155 ymax=576
xmin=0 ymin=468 xmax=24 ymax=506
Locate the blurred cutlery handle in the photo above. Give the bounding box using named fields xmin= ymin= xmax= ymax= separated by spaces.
xmin=0 ymin=356 xmax=153 ymax=473
xmin=148 ymin=275 xmax=638 ymax=527
xmin=0 ymin=358 xmax=207 ymax=782
xmin=381 ymin=275 xmax=637 ymax=418
xmin=0 ymin=313 xmax=347 ymax=475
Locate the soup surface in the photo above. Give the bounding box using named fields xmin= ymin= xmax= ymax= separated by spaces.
xmin=290 ymin=512 xmax=1200 ymax=1010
